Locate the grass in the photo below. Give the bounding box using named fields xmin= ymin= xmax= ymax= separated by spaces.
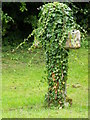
xmin=2 ymin=45 xmax=88 ymax=118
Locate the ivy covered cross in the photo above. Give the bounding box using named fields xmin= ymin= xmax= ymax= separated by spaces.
xmin=28 ymin=2 xmax=81 ymax=108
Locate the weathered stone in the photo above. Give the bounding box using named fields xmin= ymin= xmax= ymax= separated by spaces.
xmin=65 ymin=30 xmax=81 ymax=49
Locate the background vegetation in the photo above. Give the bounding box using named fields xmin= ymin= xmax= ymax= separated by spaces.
xmin=2 ymin=2 xmax=89 ymax=47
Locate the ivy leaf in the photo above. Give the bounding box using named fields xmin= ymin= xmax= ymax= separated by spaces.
xmin=57 ymin=19 xmax=62 ymax=24
xmin=52 ymin=13 xmax=55 ymax=17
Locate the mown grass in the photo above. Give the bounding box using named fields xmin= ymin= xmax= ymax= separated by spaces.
xmin=2 ymin=45 xmax=88 ymax=118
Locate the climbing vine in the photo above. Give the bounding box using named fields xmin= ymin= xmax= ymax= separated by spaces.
xmin=27 ymin=2 xmax=79 ymax=108
xmin=18 ymin=2 xmax=83 ymax=108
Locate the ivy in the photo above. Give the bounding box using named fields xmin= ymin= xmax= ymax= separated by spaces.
xmin=26 ymin=2 xmax=79 ymax=108
xmin=29 ymin=2 xmax=77 ymax=108
xmin=16 ymin=2 xmax=83 ymax=108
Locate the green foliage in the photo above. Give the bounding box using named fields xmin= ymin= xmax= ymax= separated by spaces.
xmin=81 ymin=35 xmax=89 ymax=48
xmin=20 ymin=2 xmax=27 ymax=12
xmin=2 ymin=2 xmax=41 ymax=46
xmin=28 ymin=2 xmax=79 ymax=108
xmin=24 ymin=15 xmax=38 ymax=29
xmin=66 ymin=3 xmax=89 ymax=32
xmin=2 ymin=11 xmax=14 ymax=36
xmin=2 ymin=2 xmax=89 ymax=47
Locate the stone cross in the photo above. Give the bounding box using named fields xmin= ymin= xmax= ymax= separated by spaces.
xmin=65 ymin=30 xmax=81 ymax=49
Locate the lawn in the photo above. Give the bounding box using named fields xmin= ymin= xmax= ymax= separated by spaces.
xmin=2 ymin=45 xmax=88 ymax=118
